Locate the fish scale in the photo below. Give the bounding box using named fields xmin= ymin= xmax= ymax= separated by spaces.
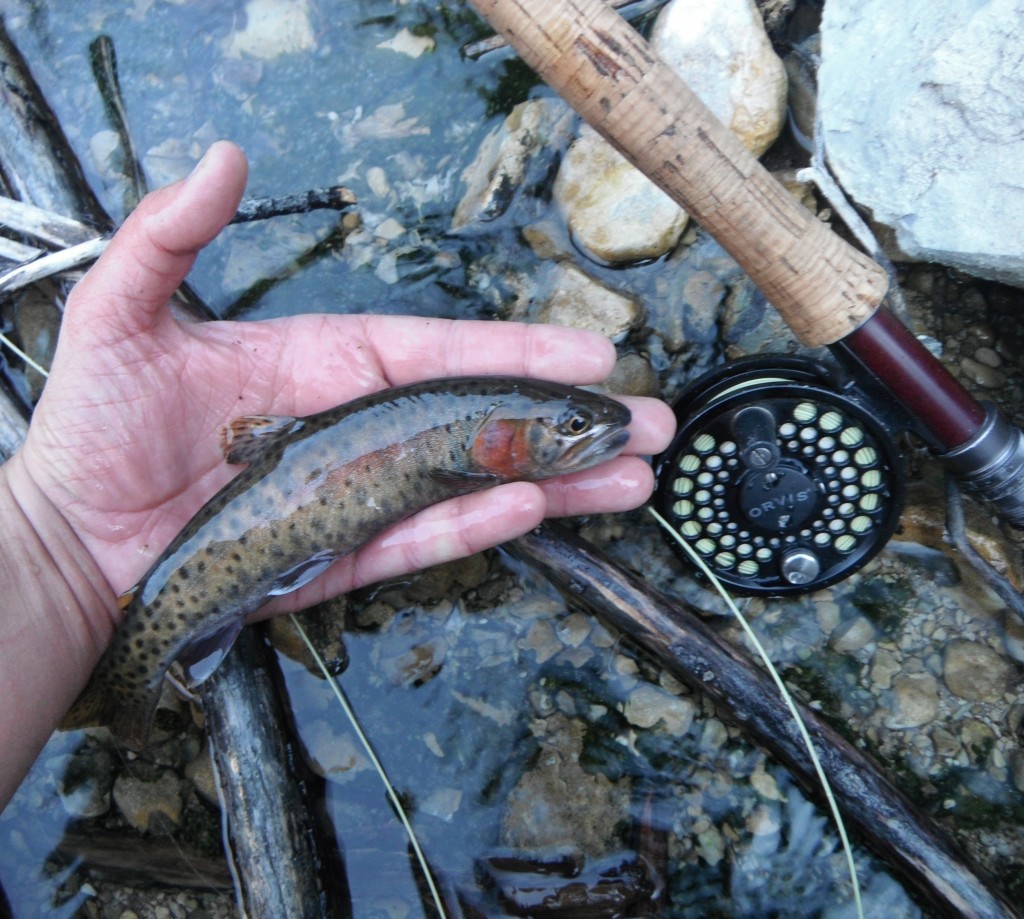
xmin=62 ymin=376 xmax=631 ymax=749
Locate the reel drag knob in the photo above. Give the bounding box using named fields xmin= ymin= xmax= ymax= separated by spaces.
xmin=654 ymin=357 xmax=905 ymax=596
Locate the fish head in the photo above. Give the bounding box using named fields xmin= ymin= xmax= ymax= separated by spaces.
xmin=469 ymin=382 xmax=631 ymax=481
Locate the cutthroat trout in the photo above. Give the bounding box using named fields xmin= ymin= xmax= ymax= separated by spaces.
xmin=63 ymin=377 xmax=630 ymax=749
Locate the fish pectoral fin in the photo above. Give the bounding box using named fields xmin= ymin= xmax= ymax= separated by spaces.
xmin=219 ymin=413 xmax=300 ymax=464
xmin=267 ymin=550 xmax=339 ymax=597
xmin=177 ymin=619 xmax=245 ymax=687
xmin=116 ymin=586 xmax=137 ymax=611
xmin=428 ymin=468 xmax=501 ymax=489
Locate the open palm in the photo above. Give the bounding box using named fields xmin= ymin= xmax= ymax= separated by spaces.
xmin=17 ymin=142 xmax=673 ymax=607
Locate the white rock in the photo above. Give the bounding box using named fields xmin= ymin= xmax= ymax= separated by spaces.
xmin=819 ymin=0 xmax=1024 ymax=285
xmin=552 ymin=0 xmax=786 ymax=265
xmin=553 ymin=124 xmax=689 ymax=264
xmin=650 ymin=0 xmax=788 ymax=157
xmin=377 ymin=27 xmax=435 ymax=59
xmin=223 ymin=0 xmax=316 ymax=60
xmin=453 ymin=99 xmax=570 ymax=232
xmin=538 ymin=261 xmax=642 ymax=341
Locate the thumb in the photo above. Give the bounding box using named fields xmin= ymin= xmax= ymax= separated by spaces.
xmin=63 ymin=140 xmax=248 ymax=341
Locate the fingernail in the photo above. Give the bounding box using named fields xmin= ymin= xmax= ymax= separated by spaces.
xmin=184 ymin=143 xmax=220 ymax=184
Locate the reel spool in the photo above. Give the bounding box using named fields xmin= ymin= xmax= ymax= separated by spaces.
xmin=654 ymin=356 xmax=905 ymax=596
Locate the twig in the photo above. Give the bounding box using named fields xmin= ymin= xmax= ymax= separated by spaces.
xmin=0 ymin=237 xmax=108 ymax=295
xmin=229 ymin=186 xmax=357 ymax=224
xmin=796 ymin=110 xmax=911 ymax=326
xmin=944 ymin=474 xmax=1024 ymax=623
xmin=89 ymin=35 xmax=148 ymax=211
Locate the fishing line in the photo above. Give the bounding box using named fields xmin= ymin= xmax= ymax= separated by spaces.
xmin=289 ymin=613 xmax=449 ymax=919
xmin=647 ymin=506 xmax=864 ymax=919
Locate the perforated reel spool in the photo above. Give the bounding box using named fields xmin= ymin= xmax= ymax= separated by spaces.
xmin=654 ymin=357 xmax=905 ymax=595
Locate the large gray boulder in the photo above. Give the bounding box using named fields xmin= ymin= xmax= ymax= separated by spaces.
xmin=819 ymin=0 xmax=1024 ymax=286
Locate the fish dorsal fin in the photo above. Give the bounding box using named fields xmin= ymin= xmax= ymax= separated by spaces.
xmin=220 ymin=414 xmax=299 ymax=464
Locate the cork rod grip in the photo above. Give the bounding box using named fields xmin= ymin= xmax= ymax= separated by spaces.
xmin=469 ymin=0 xmax=888 ymax=347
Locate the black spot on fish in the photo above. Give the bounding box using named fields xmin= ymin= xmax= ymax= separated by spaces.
xmin=197 ymin=561 xmax=207 ymax=573
xmin=232 ymin=552 xmax=243 ymax=563
xmin=179 ymin=566 xmax=191 ymax=580
xmin=171 ymin=583 xmax=181 ymax=594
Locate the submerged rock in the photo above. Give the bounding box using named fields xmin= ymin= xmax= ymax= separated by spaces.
xmin=819 ymin=0 xmax=1024 ymax=285
xmin=537 ymin=261 xmax=642 ymax=341
xmin=552 ymin=124 xmax=689 ymax=265
xmin=452 ymin=99 xmax=572 ymax=233
xmin=943 ymin=640 xmax=1016 ymax=702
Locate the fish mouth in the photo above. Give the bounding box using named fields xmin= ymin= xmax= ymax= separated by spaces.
xmin=562 ymin=424 xmax=631 ymax=473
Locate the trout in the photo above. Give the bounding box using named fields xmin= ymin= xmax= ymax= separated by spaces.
xmin=62 ymin=376 xmax=630 ymax=749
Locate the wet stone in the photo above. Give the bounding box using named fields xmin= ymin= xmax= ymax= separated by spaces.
xmin=553 ymin=123 xmax=688 ymax=265
xmin=960 ymin=356 xmax=1006 ymax=389
xmin=622 ymin=684 xmax=696 ymax=733
xmin=57 ymin=750 xmax=115 ymax=819
xmin=112 ymin=770 xmax=183 ymax=834
xmin=538 ymin=261 xmax=642 ymax=341
xmin=453 ymin=98 xmax=570 ymax=232
xmin=651 ymin=0 xmax=788 ymax=157
xmin=944 ymin=639 xmax=1016 ymax=702
xmin=830 ymin=615 xmax=876 ymax=654
xmin=884 ymin=673 xmax=939 ymax=729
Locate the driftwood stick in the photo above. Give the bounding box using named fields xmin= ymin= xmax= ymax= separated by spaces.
xmin=467 ymin=0 xmax=887 ymax=347
xmin=508 ymin=523 xmax=1020 ymax=919
xmin=0 ymin=384 xmax=26 ymax=461
xmin=200 ymin=627 xmax=350 ymax=919
xmin=50 ymin=829 xmax=233 ymax=891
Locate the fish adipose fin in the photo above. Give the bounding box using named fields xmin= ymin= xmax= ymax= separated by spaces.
xmin=220 ymin=414 xmax=300 ymax=464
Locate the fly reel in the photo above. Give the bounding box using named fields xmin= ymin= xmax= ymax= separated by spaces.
xmin=654 ymin=356 xmax=905 ymax=595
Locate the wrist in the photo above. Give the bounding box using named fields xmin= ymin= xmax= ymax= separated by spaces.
xmin=0 ymin=454 xmax=118 ymax=808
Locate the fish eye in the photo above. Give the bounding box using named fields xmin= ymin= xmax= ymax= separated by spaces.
xmin=560 ymin=409 xmax=593 ymax=436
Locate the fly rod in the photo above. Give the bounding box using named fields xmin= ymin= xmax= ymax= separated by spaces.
xmin=467 ymin=0 xmax=1024 ymax=528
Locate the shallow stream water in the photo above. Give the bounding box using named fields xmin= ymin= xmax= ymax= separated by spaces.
xmin=2 ymin=1 xmax=1023 ymax=917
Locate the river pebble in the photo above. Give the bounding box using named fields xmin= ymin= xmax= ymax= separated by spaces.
xmin=552 ymin=124 xmax=688 ymax=265
xmin=222 ymin=0 xmax=316 ymax=60
xmin=537 ymin=261 xmax=642 ymax=341
xmin=622 ymin=684 xmax=696 ymax=733
xmin=453 ymin=99 xmax=570 ymax=232
xmin=550 ymin=0 xmax=785 ymax=266
xmin=884 ymin=673 xmax=939 ymax=729
xmin=959 ymin=356 xmax=1006 ymax=389
xmin=112 ymin=771 xmax=183 ymax=834
xmin=943 ymin=640 xmax=1016 ymax=702
xmin=830 ymin=615 xmax=876 ymax=654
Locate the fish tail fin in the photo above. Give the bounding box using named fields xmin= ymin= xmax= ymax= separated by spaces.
xmin=61 ymin=676 xmax=158 ymax=751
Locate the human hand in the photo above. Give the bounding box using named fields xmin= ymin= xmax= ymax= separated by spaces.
xmin=15 ymin=141 xmax=675 ymax=629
